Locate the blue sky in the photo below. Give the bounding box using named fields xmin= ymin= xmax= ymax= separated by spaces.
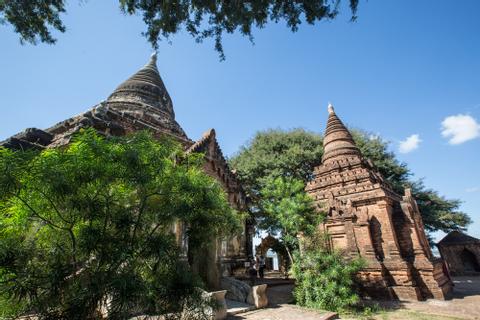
xmin=2 ymin=1 xmax=479 ymax=241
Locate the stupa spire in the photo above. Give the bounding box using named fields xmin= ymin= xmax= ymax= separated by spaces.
xmin=328 ymin=102 xmax=334 ymax=114
xmin=107 ymin=52 xmax=175 ymax=117
xmin=322 ymin=103 xmax=361 ymax=163
xmin=150 ymin=51 xmax=157 ymax=64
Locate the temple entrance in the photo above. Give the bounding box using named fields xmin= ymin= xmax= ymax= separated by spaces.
xmin=264 ymin=249 xmax=277 ymax=271
xmin=255 ymin=235 xmax=288 ymax=277
xmin=461 ymin=249 xmax=480 ymax=273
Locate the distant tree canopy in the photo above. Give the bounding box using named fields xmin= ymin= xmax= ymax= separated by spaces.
xmin=0 ymin=129 xmax=240 ymax=319
xmin=1 ymin=0 xmax=359 ymax=58
xmin=229 ymin=129 xmax=324 ymax=201
xmin=229 ymin=128 xmax=471 ymax=235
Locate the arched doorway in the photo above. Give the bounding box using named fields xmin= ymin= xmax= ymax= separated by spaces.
xmin=461 ymin=249 xmax=480 ymax=273
xmin=255 ymin=235 xmax=287 ymax=275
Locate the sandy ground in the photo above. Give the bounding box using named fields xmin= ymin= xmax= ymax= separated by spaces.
xmin=227 ymin=284 xmax=335 ymax=320
xmin=228 ymin=276 xmax=480 ymax=320
xmin=375 ymin=277 xmax=480 ymax=320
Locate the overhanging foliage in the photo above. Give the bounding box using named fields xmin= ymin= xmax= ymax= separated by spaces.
xmin=0 ymin=129 xmax=240 ymax=319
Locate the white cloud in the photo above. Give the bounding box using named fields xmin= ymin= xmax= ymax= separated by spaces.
xmin=399 ymin=134 xmax=421 ymax=154
xmin=441 ymin=114 xmax=480 ymax=145
xmin=466 ymin=187 xmax=480 ymax=193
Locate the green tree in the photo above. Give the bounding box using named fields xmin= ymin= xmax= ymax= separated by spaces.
xmin=1 ymin=0 xmax=360 ymax=58
xmin=229 ymin=128 xmax=470 ymax=235
xmin=0 ymin=129 xmax=240 ymax=319
xmin=229 ymin=128 xmax=323 ymax=205
xmin=408 ymin=180 xmax=471 ymax=233
xmin=259 ymin=176 xmax=320 ymax=263
xmin=0 ymin=0 xmax=66 ymax=44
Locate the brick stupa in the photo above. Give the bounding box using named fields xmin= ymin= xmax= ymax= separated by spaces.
xmin=305 ymin=104 xmax=453 ymax=301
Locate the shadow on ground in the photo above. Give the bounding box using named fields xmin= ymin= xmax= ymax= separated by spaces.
xmin=365 ymin=276 xmax=480 ymax=320
xmin=450 ymin=276 xmax=480 ymax=299
xmin=228 ymin=276 xmax=480 ymax=320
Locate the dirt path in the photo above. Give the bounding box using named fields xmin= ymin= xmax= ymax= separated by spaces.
xmin=227 ymin=284 xmax=335 ymax=320
xmin=228 ymin=276 xmax=480 ymax=320
xmin=227 ymin=304 xmax=335 ymax=320
xmin=377 ymin=277 xmax=480 ymax=320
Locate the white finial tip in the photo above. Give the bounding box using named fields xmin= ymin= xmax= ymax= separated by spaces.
xmin=150 ymin=51 xmax=157 ymax=63
xmin=327 ymin=102 xmax=334 ymax=114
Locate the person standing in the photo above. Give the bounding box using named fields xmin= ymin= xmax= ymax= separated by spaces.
xmin=258 ymin=255 xmax=266 ymax=279
xmin=248 ymin=258 xmax=257 ymax=286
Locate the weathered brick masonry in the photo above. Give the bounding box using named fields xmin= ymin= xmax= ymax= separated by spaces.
xmin=305 ymin=105 xmax=453 ymax=301
xmin=438 ymin=231 xmax=480 ymax=276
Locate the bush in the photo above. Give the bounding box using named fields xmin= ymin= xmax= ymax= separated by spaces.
xmin=291 ymin=248 xmax=365 ymax=312
xmin=0 ymin=129 xmax=240 ymax=319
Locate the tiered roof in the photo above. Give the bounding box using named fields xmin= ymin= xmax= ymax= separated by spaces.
xmin=438 ymin=231 xmax=480 ymax=246
xmin=305 ymin=104 xmax=397 ymax=203
xmin=322 ymin=104 xmax=361 ymax=163
xmin=108 ymin=52 xmax=175 ymax=118
xmin=1 ymin=53 xmax=189 ymax=147
xmin=0 ymin=53 xmax=246 ymax=208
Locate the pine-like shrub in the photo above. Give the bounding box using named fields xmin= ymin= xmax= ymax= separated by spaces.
xmin=0 ymin=130 xmax=240 ymax=319
xmin=291 ymin=246 xmax=365 ymax=312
